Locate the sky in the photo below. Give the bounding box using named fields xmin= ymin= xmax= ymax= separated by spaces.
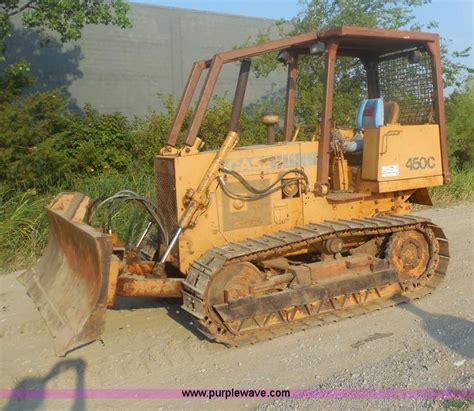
xmin=132 ymin=0 xmax=474 ymax=69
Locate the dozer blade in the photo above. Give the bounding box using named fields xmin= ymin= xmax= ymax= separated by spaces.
xmin=19 ymin=192 xmax=113 ymax=356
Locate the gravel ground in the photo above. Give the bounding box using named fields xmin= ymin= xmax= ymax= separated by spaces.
xmin=259 ymin=345 xmax=473 ymax=410
xmin=1 ymin=203 xmax=473 ymax=410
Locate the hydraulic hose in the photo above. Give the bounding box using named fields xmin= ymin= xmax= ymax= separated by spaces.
xmin=219 ymin=167 xmax=309 ymax=201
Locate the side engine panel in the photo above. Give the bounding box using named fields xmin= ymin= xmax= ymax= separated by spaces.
xmin=155 ymin=139 xmax=421 ymax=275
xmin=155 ymin=142 xmax=317 ymax=273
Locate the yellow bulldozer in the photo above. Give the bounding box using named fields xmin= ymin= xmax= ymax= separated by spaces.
xmin=21 ymin=26 xmax=450 ymax=356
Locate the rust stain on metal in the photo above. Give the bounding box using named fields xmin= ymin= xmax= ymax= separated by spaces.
xmin=115 ymin=277 xmax=183 ymax=298
xmin=19 ymin=192 xmax=112 ymax=356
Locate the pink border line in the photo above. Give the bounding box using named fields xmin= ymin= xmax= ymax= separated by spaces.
xmin=291 ymin=389 xmax=474 ymax=399
xmin=1 ymin=389 xmax=473 ymax=400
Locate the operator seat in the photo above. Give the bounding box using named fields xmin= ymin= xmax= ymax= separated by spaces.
xmin=355 ymin=98 xmax=400 ymax=128
xmin=383 ymin=101 xmax=400 ymax=124
xmin=345 ymin=98 xmax=399 ymax=154
xmin=355 ymin=98 xmax=384 ymax=128
xmin=346 ymin=98 xmax=383 ymax=154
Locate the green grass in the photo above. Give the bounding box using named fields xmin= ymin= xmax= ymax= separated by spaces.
xmin=0 ymin=169 xmax=155 ymax=272
xmin=68 ymin=169 xmax=156 ymax=248
xmin=0 ymin=168 xmax=472 ymax=273
xmin=0 ymin=189 xmax=49 ymax=271
xmin=430 ymin=168 xmax=474 ymax=205
xmin=442 ymin=398 xmax=474 ymax=410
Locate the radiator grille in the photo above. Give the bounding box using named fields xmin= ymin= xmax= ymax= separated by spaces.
xmin=155 ymin=159 xmax=177 ymax=238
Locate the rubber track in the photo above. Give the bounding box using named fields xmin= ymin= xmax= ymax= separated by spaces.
xmin=181 ymin=215 xmax=450 ymax=345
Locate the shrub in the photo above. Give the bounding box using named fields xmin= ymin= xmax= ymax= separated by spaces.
xmin=445 ymin=80 xmax=474 ymax=170
xmin=0 ymin=90 xmax=135 ymax=191
xmin=131 ymin=96 xmax=178 ymax=165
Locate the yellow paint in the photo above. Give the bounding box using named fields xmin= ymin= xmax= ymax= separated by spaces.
xmin=362 ymin=124 xmax=442 ymax=182
xmin=154 ymin=128 xmax=443 ymax=274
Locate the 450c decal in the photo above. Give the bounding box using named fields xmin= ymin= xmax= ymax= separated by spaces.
xmin=405 ymin=156 xmax=436 ymax=170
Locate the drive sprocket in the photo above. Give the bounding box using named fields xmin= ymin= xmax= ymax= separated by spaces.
xmin=386 ymin=228 xmax=438 ymax=282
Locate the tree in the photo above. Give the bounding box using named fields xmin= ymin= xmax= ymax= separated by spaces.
xmin=0 ymin=0 xmax=131 ymax=59
xmin=0 ymin=0 xmax=132 ymax=107
xmin=0 ymin=1 xmax=133 ymax=189
xmin=242 ymin=0 xmax=471 ymax=124
xmin=0 ymin=58 xmax=33 ymax=102
xmin=445 ymin=79 xmax=474 ymax=170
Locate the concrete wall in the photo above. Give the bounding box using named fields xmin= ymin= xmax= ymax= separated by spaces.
xmin=4 ymin=3 xmax=286 ymax=117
